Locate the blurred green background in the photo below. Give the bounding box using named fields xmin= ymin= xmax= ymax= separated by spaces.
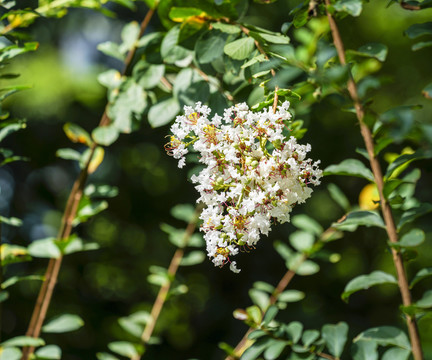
xmin=1 ymin=0 xmax=432 ymax=359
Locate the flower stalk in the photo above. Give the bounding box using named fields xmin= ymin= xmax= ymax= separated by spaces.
xmin=324 ymin=2 xmax=423 ymax=359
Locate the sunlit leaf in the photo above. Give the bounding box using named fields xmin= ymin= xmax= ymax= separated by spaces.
xmin=333 ymin=0 xmax=363 ymax=16
xmin=0 ymin=336 xmax=45 ymax=347
xmin=35 ymin=345 xmax=62 ymax=359
xmin=1 ymin=275 xmax=44 ymax=289
xmin=92 ymin=126 xmax=119 ymax=146
xmin=42 ymin=314 xmax=84 ymax=333
xmin=63 ymin=123 xmax=92 ymax=146
xmin=0 ymin=347 xmax=21 ymax=360
xmin=108 ymin=341 xmax=140 ymax=358
xmin=224 ymin=37 xmax=255 ymax=60
xmin=148 ymin=97 xmax=180 ymax=128
xmin=179 ymin=251 xmax=205 ymax=266
xmin=28 ymin=238 xmax=61 ymax=259
xmin=351 ymin=340 xmax=378 ymax=360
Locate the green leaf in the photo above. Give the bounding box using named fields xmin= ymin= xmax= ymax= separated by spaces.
xmin=322 ymin=322 xmax=349 ymax=357
xmin=28 ymin=238 xmax=61 ymax=259
xmin=398 ymin=203 xmax=432 ymax=231
xmin=97 ymin=41 xmax=124 ymax=61
xmin=108 ymin=341 xmax=140 ymax=358
xmin=1 ymin=275 xmax=44 ymax=289
xmin=148 ymin=97 xmax=180 ymax=128
xmin=291 ymin=215 xmax=323 ymax=236
xmin=35 ymin=345 xmax=62 ymax=359
xmin=324 ymin=159 xmax=374 ymax=181
xmin=334 ymin=211 xmax=386 ymax=230
xmin=289 ymin=231 xmax=315 ymax=253
xmin=285 ymin=321 xmax=303 ymax=343
xmin=84 ymin=184 xmax=119 ymax=198
xmin=385 ymin=150 xmax=432 ymax=180
xmin=392 ymin=228 xmax=425 ymax=248
xmin=349 ymin=43 xmax=388 ymax=62
xmin=404 ymin=22 xmax=432 ymax=39
xmin=74 ymin=200 xmax=108 ymax=225
xmin=98 ymin=69 xmax=122 ymax=89
xmin=196 ymin=32 xmax=227 ymax=64
xmin=42 ymin=314 xmax=84 ymax=333
xmin=278 ymin=290 xmax=305 ymax=303
xmin=1 ymin=336 xmax=45 ymax=347
xmin=109 ymin=81 xmax=147 ymax=133
xmin=0 ymin=347 xmax=21 ymax=360
xmin=333 ymin=0 xmax=363 ymax=16
xmin=351 ymin=340 xmax=378 ymax=360
xmin=410 ymin=267 xmax=432 ymax=288
xmin=170 ymin=203 xmax=195 ymax=223
xmin=0 ymin=216 xmax=22 ymax=227
xmin=211 ymin=22 xmax=241 ymax=34
xmin=354 ymin=326 xmax=411 ymax=350
xmin=415 ymin=290 xmax=432 ymax=308
xmin=56 ymin=148 xmax=81 ymax=161
xmin=96 ymin=352 xmax=120 ymax=360
xmin=263 ymin=339 xmax=287 ymax=360
xmin=0 ymin=123 xmax=26 ymax=142
xmin=120 ymin=21 xmax=140 ymax=53
xmin=327 ymin=183 xmax=351 ymax=212
xmin=302 ymin=330 xmax=320 ymax=347
xmin=342 ymin=271 xmax=397 ymax=302
xmin=249 ymin=289 xmax=270 ymax=311
xmin=293 ymin=259 xmax=320 ymax=276
xmin=179 ymin=251 xmax=205 ymax=266
xmin=161 ymin=25 xmax=193 ymax=65
xmin=92 ymin=125 xmax=119 ymax=146
xmin=240 ymin=338 xmax=269 ymax=360
xmin=382 ymin=348 xmax=410 ymax=360
xmin=169 ymin=7 xmax=205 ymax=21
xmin=412 ymin=41 xmax=432 ymax=51
xmin=274 ymin=241 xmax=294 ymax=261
xmin=224 ymin=37 xmax=255 ymax=60
xmin=262 ymin=305 xmax=278 ymax=325
xmin=135 ymin=64 xmax=165 ymax=90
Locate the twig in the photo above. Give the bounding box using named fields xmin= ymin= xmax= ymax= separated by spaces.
xmin=226 ymin=217 xmax=345 ymax=360
xmin=191 ymin=64 xmax=235 ymax=102
xmin=324 ymin=2 xmax=423 ymax=359
xmin=137 ymin=205 xmax=202 ymax=359
xmin=21 ymin=7 xmax=157 ymax=360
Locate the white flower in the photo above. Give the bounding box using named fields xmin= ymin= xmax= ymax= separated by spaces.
xmin=165 ymin=102 xmax=322 ymax=272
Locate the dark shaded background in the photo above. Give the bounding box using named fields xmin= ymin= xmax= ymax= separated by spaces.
xmin=1 ymin=0 xmax=432 ymax=358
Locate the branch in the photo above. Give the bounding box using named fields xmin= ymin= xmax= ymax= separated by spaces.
xmin=21 ymin=8 xmax=157 ymax=360
xmin=137 ymin=205 xmax=202 ymax=359
xmin=226 ymin=217 xmax=345 ymax=360
xmin=324 ymin=2 xmax=423 ymax=359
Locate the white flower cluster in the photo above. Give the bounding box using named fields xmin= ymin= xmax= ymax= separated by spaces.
xmin=166 ymin=102 xmax=322 ymax=273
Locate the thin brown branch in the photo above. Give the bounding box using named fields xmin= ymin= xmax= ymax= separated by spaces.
xmin=324 ymin=2 xmax=423 ymax=359
xmin=226 ymin=215 xmax=346 ymax=360
xmin=191 ymin=64 xmax=235 ymax=102
xmin=21 ymin=8 xmax=157 ymax=360
xmin=239 ymin=25 xmax=276 ymax=78
xmin=137 ymin=206 xmax=202 ymax=358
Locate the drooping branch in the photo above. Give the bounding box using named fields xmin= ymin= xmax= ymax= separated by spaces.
xmin=21 ymin=7 xmax=157 ymax=360
xmin=324 ymin=2 xmax=423 ymax=359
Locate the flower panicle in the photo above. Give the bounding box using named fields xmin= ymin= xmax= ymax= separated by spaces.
xmin=166 ymin=101 xmax=322 ymax=272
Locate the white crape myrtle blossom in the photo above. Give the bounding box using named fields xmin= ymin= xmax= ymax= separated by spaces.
xmin=165 ymin=101 xmax=322 ymax=273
